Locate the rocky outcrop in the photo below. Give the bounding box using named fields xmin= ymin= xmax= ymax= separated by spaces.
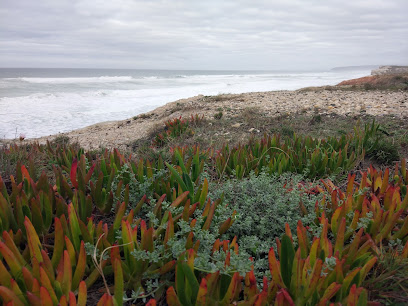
xmin=372 ymin=66 xmax=408 ymax=75
xmin=337 ymin=74 xmax=408 ymax=90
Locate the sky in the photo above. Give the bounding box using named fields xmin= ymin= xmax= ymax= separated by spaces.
xmin=0 ymin=0 xmax=407 ymax=70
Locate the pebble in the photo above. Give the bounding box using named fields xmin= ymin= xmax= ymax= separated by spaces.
xmin=26 ymin=89 xmax=408 ymax=151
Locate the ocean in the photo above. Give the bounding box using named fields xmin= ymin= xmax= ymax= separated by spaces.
xmin=0 ymin=68 xmax=373 ymax=139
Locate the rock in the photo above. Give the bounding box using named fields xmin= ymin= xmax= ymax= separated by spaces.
xmin=232 ymin=123 xmax=241 ymax=128
xmin=372 ymin=66 xmax=408 ymax=75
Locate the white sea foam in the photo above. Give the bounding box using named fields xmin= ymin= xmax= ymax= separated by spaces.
xmin=16 ymin=76 xmax=134 ymax=84
xmin=0 ymin=69 xmax=371 ymax=139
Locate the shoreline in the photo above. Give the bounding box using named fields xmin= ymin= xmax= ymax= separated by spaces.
xmin=3 ymin=86 xmax=408 ymax=151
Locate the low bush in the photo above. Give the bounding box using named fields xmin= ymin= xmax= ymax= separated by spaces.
xmin=366 ymin=137 xmax=400 ymax=165
xmin=209 ymin=171 xmax=322 ymax=282
xmin=215 ymin=120 xmax=387 ymax=180
xmin=214 ymin=111 xmax=223 ymax=120
xmin=152 ymin=115 xmax=205 ymax=148
xmin=152 ymin=117 xmax=190 ymax=147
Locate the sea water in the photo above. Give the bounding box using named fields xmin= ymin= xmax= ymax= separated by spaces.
xmin=0 ymin=68 xmax=372 ymax=139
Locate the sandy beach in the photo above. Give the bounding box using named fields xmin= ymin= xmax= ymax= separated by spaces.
xmin=23 ymin=87 xmax=407 ymax=151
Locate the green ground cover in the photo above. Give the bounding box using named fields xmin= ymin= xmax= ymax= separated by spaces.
xmin=1 ymin=111 xmax=408 ymax=305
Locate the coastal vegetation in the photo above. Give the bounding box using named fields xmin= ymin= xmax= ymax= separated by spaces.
xmin=1 ymin=108 xmax=408 ymax=305
xmin=302 ymin=73 xmax=408 ymax=91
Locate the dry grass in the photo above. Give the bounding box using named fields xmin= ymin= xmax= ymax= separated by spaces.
xmin=363 ymin=248 xmax=408 ymax=304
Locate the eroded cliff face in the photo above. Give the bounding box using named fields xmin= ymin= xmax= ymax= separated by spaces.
xmin=372 ymin=66 xmax=408 ymax=75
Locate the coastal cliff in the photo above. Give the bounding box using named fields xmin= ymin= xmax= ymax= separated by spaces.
xmin=372 ymin=65 xmax=408 ymax=75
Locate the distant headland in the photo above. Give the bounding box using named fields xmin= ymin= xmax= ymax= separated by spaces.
xmin=330 ymin=65 xmax=379 ymax=72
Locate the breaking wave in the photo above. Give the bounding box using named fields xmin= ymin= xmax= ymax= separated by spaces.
xmin=0 ymin=69 xmax=372 ymax=139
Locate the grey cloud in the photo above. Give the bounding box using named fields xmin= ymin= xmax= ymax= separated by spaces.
xmin=0 ymin=0 xmax=407 ymax=70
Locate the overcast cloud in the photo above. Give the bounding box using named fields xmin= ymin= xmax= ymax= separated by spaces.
xmin=0 ymin=0 xmax=407 ymax=70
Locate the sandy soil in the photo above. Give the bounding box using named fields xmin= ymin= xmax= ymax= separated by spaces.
xmin=8 ymin=88 xmax=408 ymax=151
